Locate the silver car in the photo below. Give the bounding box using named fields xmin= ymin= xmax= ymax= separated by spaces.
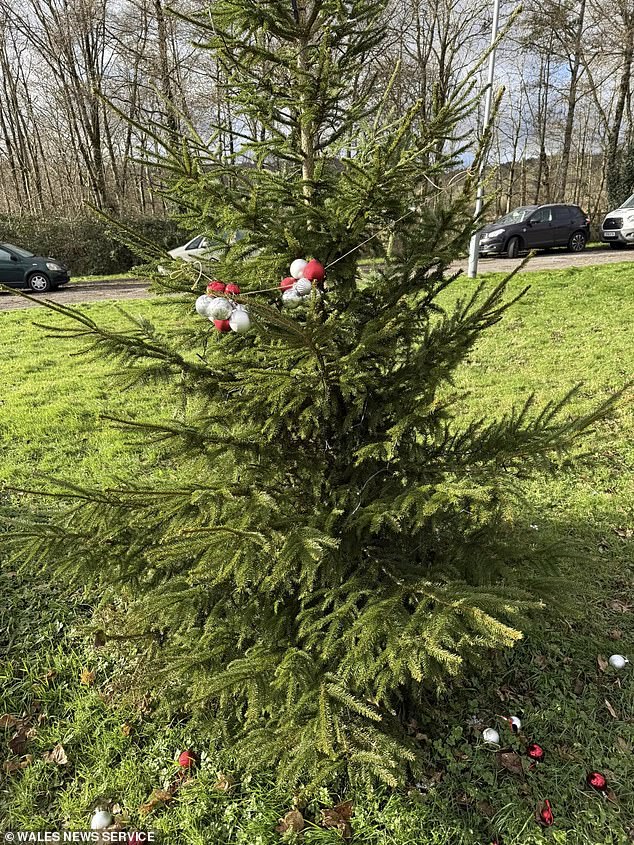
xmin=601 ymin=194 xmax=634 ymax=248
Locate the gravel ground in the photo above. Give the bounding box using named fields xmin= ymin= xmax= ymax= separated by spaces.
xmin=1 ymin=247 xmax=634 ymax=311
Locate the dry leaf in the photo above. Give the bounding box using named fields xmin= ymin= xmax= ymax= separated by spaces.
xmin=213 ymin=773 xmax=233 ymax=792
xmin=8 ymin=730 xmax=29 ymax=756
xmin=597 ymin=655 xmax=609 ymax=672
xmin=609 ymin=629 xmax=623 ymax=640
xmin=43 ymin=669 xmax=57 ymax=684
xmin=111 ymin=803 xmax=123 ymax=815
xmin=476 ymin=800 xmax=496 ymax=818
xmin=20 ymin=754 xmax=34 ymax=768
xmin=43 ymin=743 xmax=68 ymax=765
xmin=609 ymin=599 xmax=631 ymax=614
xmin=573 ymin=676 xmax=585 ymax=696
xmin=139 ymin=788 xmax=173 ymax=816
xmin=121 ymin=723 xmax=132 ymax=737
xmin=605 ymin=699 xmax=620 ymax=720
xmin=533 ymin=655 xmax=549 ymax=669
xmin=616 ymin=736 xmax=631 ymax=753
xmin=614 ymin=527 xmax=633 ymax=540
xmin=94 ymin=630 xmax=107 ymax=648
xmin=276 ymin=809 xmax=305 ymax=834
xmin=3 ymin=760 xmax=21 ymax=774
xmin=496 ymin=751 xmax=524 ymax=776
xmin=80 ymin=669 xmax=96 ymax=686
xmin=0 ymin=714 xmax=18 ymax=730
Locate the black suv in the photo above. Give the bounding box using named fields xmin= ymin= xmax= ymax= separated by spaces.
xmin=479 ymin=204 xmax=590 ymax=258
xmin=0 ymin=242 xmax=70 ymax=292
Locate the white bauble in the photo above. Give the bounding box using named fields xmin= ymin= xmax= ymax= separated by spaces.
xmin=282 ymin=288 xmax=303 ymax=309
xmin=290 ymin=258 xmax=307 ymax=279
xmin=509 ymin=716 xmax=521 ymax=732
xmin=206 ymin=297 xmax=233 ymax=320
xmin=482 ymin=728 xmax=500 ymax=745
xmin=195 ymin=295 xmax=212 ymax=317
xmin=609 ymin=654 xmax=628 ymax=669
xmin=294 ymin=278 xmax=312 ymax=296
xmin=229 ymin=308 xmax=251 ymax=334
xmin=90 ymin=810 xmax=114 ymax=830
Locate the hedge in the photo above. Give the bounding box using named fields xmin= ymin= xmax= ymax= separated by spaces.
xmin=0 ymin=214 xmax=189 ymax=277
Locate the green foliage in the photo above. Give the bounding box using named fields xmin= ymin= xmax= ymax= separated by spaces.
xmin=0 ymin=214 xmax=186 ymax=276
xmin=5 ymin=0 xmax=627 ymax=787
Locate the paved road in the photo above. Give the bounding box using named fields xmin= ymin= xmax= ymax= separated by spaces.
xmin=1 ymin=247 xmax=634 ymax=311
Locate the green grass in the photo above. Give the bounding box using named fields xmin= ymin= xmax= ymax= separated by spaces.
xmin=1 ymin=265 xmax=633 ymax=842
xmin=71 ymin=273 xmax=140 ymax=283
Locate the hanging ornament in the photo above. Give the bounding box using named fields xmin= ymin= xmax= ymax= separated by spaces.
xmin=207 ymin=281 xmax=226 ymax=294
xmin=609 ymin=654 xmax=628 ymax=669
xmin=229 ymin=307 xmax=251 ymax=334
xmin=482 ymin=728 xmax=500 ymax=745
xmin=282 ymin=288 xmax=304 ymax=309
xmin=508 ymin=716 xmax=521 ymax=734
xmin=537 ymin=800 xmax=554 ymax=827
xmin=294 ymin=278 xmax=313 ymax=296
xmin=195 ymin=295 xmax=212 ymax=317
xmin=225 ymin=283 xmax=241 ymax=295
xmin=526 ymin=742 xmax=545 ymax=763
xmin=178 ymin=749 xmax=198 ymax=768
xmin=302 ymin=258 xmax=325 ymax=282
xmin=213 ymin=319 xmax=232 ymax=333
xmin=586 ymin=771 xmax=608 ymax=792
xmin=206 ymin=297 xmax=233 ymax=320
xmin=290 ymin=258 xmax=308 ymax=279
xmin=90 ymin=809 xmax=114 ymax=830
xmin=280 ymin=276 xmax=295 ymax=292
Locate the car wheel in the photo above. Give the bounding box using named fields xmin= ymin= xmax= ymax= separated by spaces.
xmin=506 ymin=236 xmax=521 ymax=258
xmin=568 ymin=230 xmax=587 ymax=252
xmin=27 ymin=273 xmax=52 ymax=293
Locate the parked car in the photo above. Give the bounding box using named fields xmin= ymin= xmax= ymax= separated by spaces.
xmin=0 ymin=243 xmax=70 ymax=292
xmin=600 ymin=194 xmax=634 ymax=248
xmin=167 ymin=231 xmax=246 ymax=263
xmin=478 ymin=203 xmax=590 ymax=258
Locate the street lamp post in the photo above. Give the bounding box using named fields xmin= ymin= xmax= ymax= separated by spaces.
xmin=467 ymin=0 xmax=502 ymax=279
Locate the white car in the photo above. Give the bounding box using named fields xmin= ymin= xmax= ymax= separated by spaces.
xmin=167 ymin=234 xmax=218 ymax=263
xmin=601 ymin=194 xmax=634 ymax=248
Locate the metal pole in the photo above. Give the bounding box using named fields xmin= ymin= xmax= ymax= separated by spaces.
xmin=467 ymin=0 xmax=502 ymax=278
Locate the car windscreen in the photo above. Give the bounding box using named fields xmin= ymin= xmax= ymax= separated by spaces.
xmin=494 ymin=207 xmax=538 ymax=225
xmin=619 ymin=194 xmax=634 ymax=208
xmin=2 ymin=243 xmax=34 ymax=257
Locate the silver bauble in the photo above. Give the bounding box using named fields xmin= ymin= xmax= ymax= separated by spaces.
xmin=195 ymin=295 xmax=212 ymax=317
xmin=609 ymin=654 xmax=628 ymax=669
xmin=509 ymin=716 xmax=521 ymax=732
xmin=294 ymin=278 xmax=312 ymax=296
xmin=290 ymin=258 xmax=307 ymax=279
xmin=482 ymin=728 xmax=500 ymax=745
xmin=282 ymin=288 xmax=303 ymax=309
xmin=229 ymin=308 xmax=251 ymax=333
xmin=90 ymin=810 xmax=114 ymax=830
xmin=206 ymin=297 xmax=233 ymax=320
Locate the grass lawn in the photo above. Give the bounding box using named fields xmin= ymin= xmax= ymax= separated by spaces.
xmin=1 ymin=264 xmax=633 ymax=843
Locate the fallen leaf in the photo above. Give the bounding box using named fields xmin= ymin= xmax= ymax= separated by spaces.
xmin=609 ymin=599 xmax=631 ymax=614
xmin=80 ymin=669 xmax=96 ymax=686
xmin=213 ymin=773 xmax=233 ymax=792
xmin=604 ymin=699 xmax=620 ymax=720
xmin=0 ymin=714 xmax=18 ymax=730
xmin=533 ymin=655 xmax=549 ymax=669
xmin=496 ymin=751 xmax=524 ymax=776
xmin=111 ymin=803 xmax=123 ymax=815
xmin=614 ymin=527 xmax=633 ymax=540
xmin=616 ymin=736 xmax=631 ymax=753
xmin=476 ymin=800 xmax=496 ymax=818
xmin=609 ymin=629 xmax=623 ymax=641
xmin=573 ymin=676 xmax=585 ymax=696
xmin=42 ymin=743 xmax=68 ymax=765
xmin=3 ymin=760 xmax=21 ymax=774
xmin=20 ymin=754 xmax=34 ymax=768
xmin=276 ymin=809 xmax=305 ymax=834
xmin=597 ymin=655 xmax=609 ymax=672
xmin=42 ymin=669 xmax=57 ymax=684
xmin=8 ymin=730 xmax=29 ymax=756
xmin=94 ymin=630 xmax=107 ymax=648
xmin=139 ymin=788 xmax=173 ymax=816
xmin=121 ymin=723 xmax=132 ymax=737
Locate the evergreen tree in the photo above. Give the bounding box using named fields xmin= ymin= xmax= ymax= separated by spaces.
xmin=13 ymin=0 xmax=619 ymax=786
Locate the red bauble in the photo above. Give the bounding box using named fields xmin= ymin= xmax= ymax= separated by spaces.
xmin=225 ymin=283 xmax=241 ymax=295
xmin=538 ymin=800 xmax=554 ymax=827
xmin=586 ymin=771 xmax=607 ymax=791
xmin=178 ymin=749 xmax=197 ymax=768
xmin=280 ymin=276 xmax=295 ymax=292
xmin=302 ymin=259 xmax=325 ymax=282
xmin=213 ymin=319 xmax=231 ymax=333
xmin=526 ymin=742 xmax=545 ymax=762
xmin=207 ymin=281 xmax=226 ymax=293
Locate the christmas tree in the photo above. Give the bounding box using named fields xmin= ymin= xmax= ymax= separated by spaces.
xmin=14 ymin=0 xmax=619 ymax=786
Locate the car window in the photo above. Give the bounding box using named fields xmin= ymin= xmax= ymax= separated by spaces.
xmin=2 ymin=243 xmax=33 ymax=257
xmin=496 ymin=207 xmax=537 ymax=225
xmin=552 ymin=206 xmax=570 ymax=222
xmin=530 ymin=207 xmax=552 ymax=223
xmin=0 ymin=248 xmax=12 ymax=261
xmin=185 ymin=236 xmax=203 ymax=250
xmin=619 ymin=194 xmax=634 ymax=208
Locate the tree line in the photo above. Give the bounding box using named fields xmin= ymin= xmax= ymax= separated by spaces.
xmin=0 ymin=0 xmax=632 ymax=222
